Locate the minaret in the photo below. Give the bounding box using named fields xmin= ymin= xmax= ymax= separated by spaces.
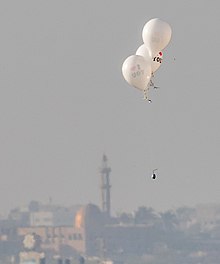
xmin=100 ymin=154 xmax=111 ymax=217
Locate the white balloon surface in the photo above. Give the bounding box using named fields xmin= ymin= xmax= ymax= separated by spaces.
xmin=122 ymin=55 xmax=151 ymax=91
xmin=142 ymin=18 xmax=172 ymax=56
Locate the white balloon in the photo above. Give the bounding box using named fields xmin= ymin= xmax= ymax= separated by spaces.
xmin=122 ymin=55 xmax=151 ymax=91
xmin=136 ymin=44 xmax=152 ymax=62
xmin=136 ymin=44 xmax=163 ymax=73
xmin=142 ymin=18 xmax=172 ymax=55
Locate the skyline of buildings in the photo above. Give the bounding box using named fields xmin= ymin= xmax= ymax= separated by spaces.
xmin=1 ymin=155 xmax=220 ymax=263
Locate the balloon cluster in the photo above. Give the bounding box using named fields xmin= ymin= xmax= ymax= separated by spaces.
xmin=122 ymin=18 xmax=172 ymax=100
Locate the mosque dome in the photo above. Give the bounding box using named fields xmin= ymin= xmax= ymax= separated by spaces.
xmin=74 ymin=204 xmax=103 ymax=229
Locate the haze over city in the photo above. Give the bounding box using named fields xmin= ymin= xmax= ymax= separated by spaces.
xmin=0 ymin=0 xmax=220 ymax=216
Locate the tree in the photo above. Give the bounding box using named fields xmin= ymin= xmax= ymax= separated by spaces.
xmin=134 ymin=206 xmax=159 ymax=226
xmin=160 ymin=210 xmax=178 ymax=233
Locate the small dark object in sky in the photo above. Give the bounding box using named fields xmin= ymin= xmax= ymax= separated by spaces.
xmin=151 ymin=169 xmax=158 ymax=180
xmin=151 ymin=173 xmax=156 ymax=180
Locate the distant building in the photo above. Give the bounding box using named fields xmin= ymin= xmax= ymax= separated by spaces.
xmin=0 ymin=219 xmax=21 ymax=257
xmin=7 ymin=201 xmax=82 ymax=228
xmin=100 ymin=154 xmax=111 ymax=219
xmin=19 ymin=233 xmax=45 ymax=264
xmin=17 ymin=203 xmax=157 ymax=258
xmin=30 ymin=212 xmax=54 ymax=227
xmin=17 ymin=203 xmax=102 ymax=255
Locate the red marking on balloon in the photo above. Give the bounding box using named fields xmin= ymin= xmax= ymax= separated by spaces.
xmin=159 ymin=52 xmax=162 ymax=56
xmin=130 ymin=66 xmax=136 ymax=71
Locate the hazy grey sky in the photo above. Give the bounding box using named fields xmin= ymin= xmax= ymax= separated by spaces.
xmin=0 ymin=0 xmax=219 ymax=215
